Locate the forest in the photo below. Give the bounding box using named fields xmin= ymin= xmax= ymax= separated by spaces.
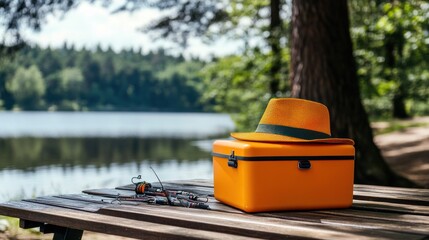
xmin=0 ymin=44 xmax=206 ymax=112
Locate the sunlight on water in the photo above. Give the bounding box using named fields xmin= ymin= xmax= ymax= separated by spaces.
xmin=0 ymin=112 xmax=234 ymax=137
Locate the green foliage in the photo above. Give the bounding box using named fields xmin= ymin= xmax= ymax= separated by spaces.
xmin=0 ymin=45 xmax=208 ymax=112
xmin=52 ymin=67 xmax=84 ymax=110
xmin=6 ymin=65 xmax=45 ymax=110
xmin=351 ymin=0 xmax=429 ymax=119
xmin=199 ymin=0 xmax=429 ymax=128
xmin=202 ymin=48 xmax=289 ymax=131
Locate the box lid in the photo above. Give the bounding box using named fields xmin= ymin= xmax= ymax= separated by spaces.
xmin=212 ymin=139 xmax=354 ymax=161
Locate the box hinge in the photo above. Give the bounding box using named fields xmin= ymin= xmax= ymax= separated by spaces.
xmin=298 ymin=159 xmax=311 ymax=169
xmin=228 ymin=151 xmax=238 ymax=168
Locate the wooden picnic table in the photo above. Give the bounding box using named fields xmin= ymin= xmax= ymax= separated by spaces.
xmin=0 ymin=179 xmax=428 ymax=239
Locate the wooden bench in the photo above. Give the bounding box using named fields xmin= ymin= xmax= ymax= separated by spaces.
xmin=0 ymin=180 xmax=428 ymax=239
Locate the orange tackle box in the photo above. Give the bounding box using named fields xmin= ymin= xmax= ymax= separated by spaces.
xmin=212 ymin=98 xmax=355 ymax=212
xmin=212 ymin=140 xmax=355 ymax=212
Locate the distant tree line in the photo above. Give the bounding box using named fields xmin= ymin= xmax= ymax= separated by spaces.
xmin=0 ymin=44 xmax=207 ymax=111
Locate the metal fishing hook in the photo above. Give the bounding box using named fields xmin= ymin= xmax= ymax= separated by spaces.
xmin=131 ymin=175 xmax=142 ymax=184
xmin=101 ymin=193 xmax=122 ymax=204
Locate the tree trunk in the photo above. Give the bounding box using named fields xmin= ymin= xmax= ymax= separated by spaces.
xmin=385 ymin=28 xmax=409 ymax=119
xmin=290 ymin=0 xmax=415 ymax=186
xmin=393 ymin=92 xmax=409 ymax=119
xmin=268 ymin=0 xmax=283 ymax=95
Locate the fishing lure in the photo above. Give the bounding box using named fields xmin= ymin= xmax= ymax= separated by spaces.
xmin=132 ymin=175 xmax=152 ymax=194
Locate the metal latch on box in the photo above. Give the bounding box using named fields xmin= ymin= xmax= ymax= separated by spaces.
xmin=298 ymin=160 xmax=311 ymax=169
xmin=228 ymin=151 xmax=238 ymax=168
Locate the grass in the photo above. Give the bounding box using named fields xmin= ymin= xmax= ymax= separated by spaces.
xmin=0 ymin=215 xmax=51 ymax=240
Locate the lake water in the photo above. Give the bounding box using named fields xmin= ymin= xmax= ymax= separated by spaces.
xmin=0 ymin=112 xmax=235 ymax=202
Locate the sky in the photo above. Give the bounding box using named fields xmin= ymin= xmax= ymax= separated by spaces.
xmin=23 ymin=2 xmax=241 ymax=59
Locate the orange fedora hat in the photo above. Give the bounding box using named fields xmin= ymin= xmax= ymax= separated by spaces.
xmin=231 ymin=98 xmax=354 ymax=144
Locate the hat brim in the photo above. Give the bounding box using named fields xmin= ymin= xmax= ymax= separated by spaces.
xmin=231 ymin=132 xmax=354 ymax=145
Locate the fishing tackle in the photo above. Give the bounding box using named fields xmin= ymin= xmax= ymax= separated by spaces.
xmin=132 ymin=175 xmax=152 ymax=194
xmin=125 ymin=167 xmax=210 ymax=210
xmin=149 ymin=166 xmax=172 ymax=205
xmin=135 ymin=181 xmax=152 ymax=194
xmin=101 ymin=194 xmax=150 ymax=205
xmin=171 ymin=191 xmax=209 ymax=203
xmin=178 ymin=199 xmax=210 ymax=209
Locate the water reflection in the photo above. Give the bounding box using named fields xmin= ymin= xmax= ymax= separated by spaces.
xmin=0 ymin=137 xmax=219 ymax=201
xmin=0 ymin=137 xmax=212 ymax=171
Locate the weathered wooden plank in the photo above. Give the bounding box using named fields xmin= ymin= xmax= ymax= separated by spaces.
xmin=0 ymin=201 xmax=260 ymax=240
xmin=353 ymin=190 xmax=429 ymax=206
xmin=57 ymin=194 xmax=140 ymax=206
xmin=24 ymin=196 xmax=106 ymax=212
xmin=95 ymin=202 xmax=427 ymax=240
xmin=316 ymin=208 xmax=429 ymax=225
xmin=163 ymin=179 xmax=214 ymax=188
xmin=83 ymin=188 xmax=137 ymax=197
xmin=258 ymin=211 xmax=429 ymax=235
xmin=101 ymin=205 xmax=307 ymax=239
xmin=52 ymin=193 xmax=428 ymax=238
xmin=354 ymin=184 xmax=429 ymax=198
xmin=354 ymin=189 xmax=429 ymax=203
xmin=114 ymin=184 xmax=133 ymax=191
xmin=353 ymin=188 xmax=429 ymax=200
xmin=352 ymin=199 xmax=429 ymax=216
xmin=24 ymin=193 xmax=429 ymax=239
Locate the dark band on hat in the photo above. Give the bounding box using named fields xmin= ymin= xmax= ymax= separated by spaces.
xmin=255 ymin=124 xmax=331 ymax=140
